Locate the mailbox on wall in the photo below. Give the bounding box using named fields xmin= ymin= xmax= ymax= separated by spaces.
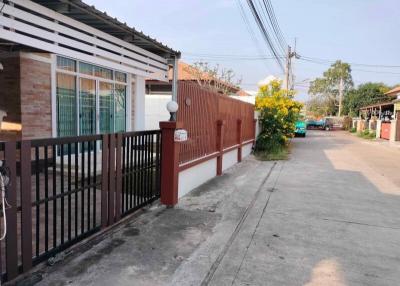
xmin=174 ymin=129 xmax=188 ymax=142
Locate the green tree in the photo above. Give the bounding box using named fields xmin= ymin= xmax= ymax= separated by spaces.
xmin=308 ymin=60 xmax=353 ymax=116
xmin=342 ymin=82 xmax=391 ymax=116
xmin=255 ymin=79 xmax=303 ymax=152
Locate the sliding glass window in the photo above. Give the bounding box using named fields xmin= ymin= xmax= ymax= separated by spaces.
xmin=56 ymin=56 xmax=128 ymax=137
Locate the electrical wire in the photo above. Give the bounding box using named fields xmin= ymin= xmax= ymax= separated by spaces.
xmin=246 ymin=0 xmax=285 ymax=72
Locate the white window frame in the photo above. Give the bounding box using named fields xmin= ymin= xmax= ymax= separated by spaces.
xmin=52 ymin=55 xmax=131 ymax=138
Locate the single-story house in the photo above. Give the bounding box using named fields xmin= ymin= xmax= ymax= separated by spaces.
xmin=146 ymin=61 xmax=240 ymax=95
xmin=358 ymin=86 xmax=400 ymax=141
xmin=0 ymin=0 xmax=180 ymax=141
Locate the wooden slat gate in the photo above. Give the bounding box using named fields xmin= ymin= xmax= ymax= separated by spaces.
xmin=0 ymin=130 xmax=161 ymax=283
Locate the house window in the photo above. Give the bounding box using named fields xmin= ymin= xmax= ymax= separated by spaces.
xmin=56 ymin=56 xmax=128 ymax=137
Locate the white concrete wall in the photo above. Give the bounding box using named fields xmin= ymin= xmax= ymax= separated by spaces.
xmin=376 ymin=120 xmax=382 ymax=138
xmin=243 ymin=142 xmax=253 ymax=157
xmin=222 ymin=148 xmax=238 ymax=172
xmin=133 ymin=76 xmax=146 ymax=131
xmin=178 ymin=158 xmax=217 ymax=198
xmin=178 ymin=142 xmax=254 ymax=198
xmin=390 ymin=120 xmax=397 ymax=142
xmin=145 ymin=94 xmax=171 ymax=130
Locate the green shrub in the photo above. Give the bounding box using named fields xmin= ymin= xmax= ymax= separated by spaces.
xmin=349 ymin=127 xmax=357 ymax=133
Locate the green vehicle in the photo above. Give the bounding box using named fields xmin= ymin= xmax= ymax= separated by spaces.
xmin=295 ymin=121 xmax=307 ymax=137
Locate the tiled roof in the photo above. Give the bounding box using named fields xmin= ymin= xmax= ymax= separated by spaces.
xmin=167 ymin=62 xmax=240 ymax=93
xmin=385 ymin=86 xmax=400 ymax=96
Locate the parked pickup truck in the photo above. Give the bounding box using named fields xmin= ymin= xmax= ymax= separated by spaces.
xmin=306 ymin=118 xmax=334 ymax=131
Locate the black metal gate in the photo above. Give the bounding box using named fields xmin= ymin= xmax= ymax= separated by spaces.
xmin=0 ymin=130 xmax=161 ymax=283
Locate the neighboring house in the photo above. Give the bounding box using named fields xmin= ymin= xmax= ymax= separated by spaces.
xmin=146 ymin=61 xmax=240 ymax=95
xmin=231 ymin=90 xmax=257 ymax=105
xmin=358 ymin=87 xmax=400 ymax=141
xmin=0 ymin=0 xmax=180 ymax=141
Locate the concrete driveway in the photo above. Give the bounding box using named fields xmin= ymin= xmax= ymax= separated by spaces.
xmin=33 ymin=130 xmax=400 ymax=286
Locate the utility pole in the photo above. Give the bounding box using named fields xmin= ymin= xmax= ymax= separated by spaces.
xmin=338 ymin=77 xmax=344 ymax=117
xmin=285 ymin=45 xmax=291 ymax=92
xmin=285 ymin=44 xmax=298 ymax=93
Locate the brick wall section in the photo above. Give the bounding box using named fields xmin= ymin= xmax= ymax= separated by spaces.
xmin=20 ymin=56 xmax=52 ymax=139
xmin=0 ymin=55 xmax=22 ymax=141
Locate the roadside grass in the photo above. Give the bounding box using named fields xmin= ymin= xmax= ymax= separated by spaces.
xmin=349 ymin=127 xmax=357 ymax=133
xmin=254 ymin=145 xmax=290 ymax=161
xmin=357 ymin=130 xmax=376 ymax=140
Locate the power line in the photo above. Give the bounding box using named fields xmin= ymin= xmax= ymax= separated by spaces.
xmin=246 ymin=0 xmax=285 ymax=72
xmin=235 ymin=0 xmax=273 ymax=71
xmin=299 ymin=55 xmax=400 ymax=69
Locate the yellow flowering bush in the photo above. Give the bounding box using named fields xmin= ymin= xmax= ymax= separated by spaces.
xmin=255 ymin=79 xmax=303 ymax=152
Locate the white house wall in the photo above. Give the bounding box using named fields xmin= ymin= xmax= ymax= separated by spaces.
xmin=145 ymin=94 xmax=172 ymax=130
xmin=133 ymin=76 xmax=146 ymax=131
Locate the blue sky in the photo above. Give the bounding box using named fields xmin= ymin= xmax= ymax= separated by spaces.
xmin=86 ymin=0 xmax=400 ymax=101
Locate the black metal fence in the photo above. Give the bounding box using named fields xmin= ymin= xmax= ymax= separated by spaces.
xmin=0 ymin=130 xmax=161 ymax=283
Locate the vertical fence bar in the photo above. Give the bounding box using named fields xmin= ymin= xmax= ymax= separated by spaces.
xmin=101 ymin=135 xmax=109 ymax=228
xmin=87 ymin=142 xmax=91 ymax=233
xmin=216 ymin=120 xmax=225 ymax=176
xmin=74 ymin=142 xmax=78 ymax=237
xmin=67 ymin=143 xmax=72 ymax=241
xmin=108 ymin=134 xmax=115 ymax=224
xmin=80 ymin=142 xmax=85 ymax=234
xmin=52 ymin=145 xmax=57 ymax=248
xmin=129 ymin=136 xmax=134 ymax=209
xmin=44 ymin=146 xmax=49 ymax=251
xmin=115 ymin=133 xmax=122 ymax=221
xmin=60 ymin=144 xmax=65 ymax=244
xmin=133 ymin=136 xmax=138 ymax=207
xmin=34 ymin=147 xmax=40 ymax=257
xmin=20 ymin=141 xmax=32 ymax=272
xmin=121 ymin=137 xmax=126 ymax=214
xmin=92 ymin=141 xmax=97 ymax=229
xmin=4 ymin=141 xmax=18 ymax=280
xmin=237 ymin=119 xmax=243 ymax=162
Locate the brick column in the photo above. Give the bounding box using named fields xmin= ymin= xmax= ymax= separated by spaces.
xmin=237 ymin=119 xmax=242 ymax=162
xmin=216 ymin=120 xmax=225 ymax=176
xmin=159 ymin=121 xmax=183 ymax=206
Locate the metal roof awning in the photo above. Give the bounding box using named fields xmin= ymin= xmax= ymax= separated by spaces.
xmin=30 ymin=0 xmax=180 ymax=59
xmin=0 ymin=0 xmax=180 ymax=80
xmin=360 ymin=101 xmax=394 ymax=111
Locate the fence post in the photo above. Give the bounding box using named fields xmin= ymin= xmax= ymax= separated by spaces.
xmin=108 ymin=134 xmax=116 ymax=224
xmin=115 ymin=133 xmax=123 ymax=221
xmin=101 ymin=134 xmax=109 ymax=228
xmin=253 ymin=118 xmax=258 ymax=140
xmin=159 ymin=121 xmax=183 ymax=207
xmin=216 ymin=120 xmax=225 ymax=176
xmin=20 ymin=141 xmax=32 ymax=272
xmin=237 ymin=119 xmax=243 ymax=162
xmin=4 ymin=141 xmax=18 ymax=280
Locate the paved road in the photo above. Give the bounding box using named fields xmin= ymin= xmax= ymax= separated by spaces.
xmin=35 ymin=130 xmax=400 ymax=286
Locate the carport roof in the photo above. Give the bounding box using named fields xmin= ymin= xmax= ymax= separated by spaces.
xmin=360 ymin=101 xmax=394 ymax=110
xmin=30 ymin=0 xmax=181 ymax=59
